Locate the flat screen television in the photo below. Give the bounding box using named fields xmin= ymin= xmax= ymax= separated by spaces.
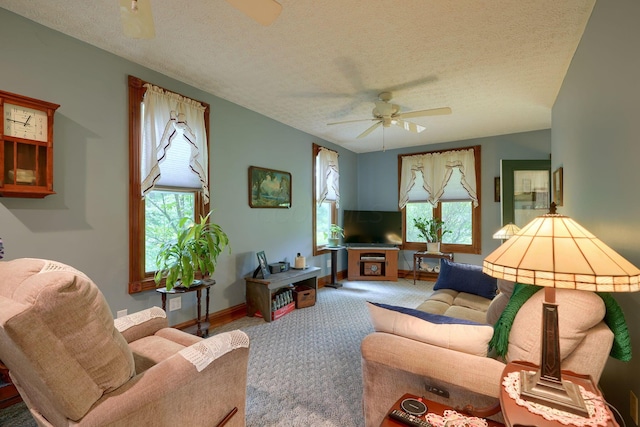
xmin=343 ymin=210 xmax=402 ymax=246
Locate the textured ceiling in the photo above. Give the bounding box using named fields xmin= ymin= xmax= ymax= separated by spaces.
xmin=0 ymin=1 xmax=595 ymax=153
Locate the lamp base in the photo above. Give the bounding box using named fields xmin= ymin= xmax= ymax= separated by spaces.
xmin=520 ymin=370 xmax=589 ymax=418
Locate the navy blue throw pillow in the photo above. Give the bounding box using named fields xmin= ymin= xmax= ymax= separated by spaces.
xmin=433 ymin=259 xmax=497 ymax=300
xmin=369 ymin=302 xmax=484 ymax=326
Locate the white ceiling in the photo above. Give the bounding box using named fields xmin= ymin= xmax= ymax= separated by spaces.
xmin=0 ymin=0 xmax=595 ymax=153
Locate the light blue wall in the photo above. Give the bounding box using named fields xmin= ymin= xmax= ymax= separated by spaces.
xmin=552 ymin=0 xmax=640 ymax=422
xmin=0 ymin=8 xmax=552 ymax=331
xmin=0 ymin=8 xmax=357 ymax=324
xmin=356 ymin=130 xmax=551 ymax=269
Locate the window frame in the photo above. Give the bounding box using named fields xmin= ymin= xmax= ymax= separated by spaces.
xmin=398 ymin=145 xmax=481 ymax=254
xmin=312 ymin=143 xmax=338 ymax=256
xmin=128 ymin=76 xmax=210 ymax=294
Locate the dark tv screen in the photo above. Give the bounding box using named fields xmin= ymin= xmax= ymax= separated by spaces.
xmin=343 ymin=210 xmax=402 ymax=246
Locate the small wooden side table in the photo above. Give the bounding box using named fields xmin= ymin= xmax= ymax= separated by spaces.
xmin=413 ymin=251 xmax=453 ymax=284
xmin=500 ymin=361 xmax=620 ymax=427
xmin=325 ymin=246 xmax=345 ymax=288
xmin=381 ymin=393 xmax=504 ymax=427
xmin=156 ymin=280 xmax=215 ymax=337
xmin=0 ymin=360 xmax=22 ymax=409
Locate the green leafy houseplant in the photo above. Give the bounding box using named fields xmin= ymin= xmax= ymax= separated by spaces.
xmin=412 ymin=217 xmax=450 ymax=243
xmin=154 ymin=212 xmax=230 ymax=291
xmin=326 ymin=224 xmax=344 ymax=247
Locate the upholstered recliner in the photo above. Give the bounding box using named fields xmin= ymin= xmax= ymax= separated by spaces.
xmin=361 ymin=280 xmax=615 ymax=427
xmin=0 ymin=258 xmax=250 ymax=427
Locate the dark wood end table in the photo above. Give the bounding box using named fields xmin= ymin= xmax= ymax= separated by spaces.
xmin=500 ymin=361 xmax=620 ymax=427
xmin=156 ymin=280 xmax=214 ymax=337
xmin=381 ymin=393 xmax=504 ymax=427
xmin=0 ymin=360 xmax=22 ymax=409
xmin=325 ymin=246 xmax=345 ymax=288
xmin=413 ymin=251 xmax=454 ymax=284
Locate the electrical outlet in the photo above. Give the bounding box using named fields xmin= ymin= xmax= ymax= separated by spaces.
xmin=169 ymin=296 xmax=181 ymax=311
xmin=327 ymin=259 xmax=331 ymax=268
xmin=426 ymin=385 xmax=449 ymax=399
xmin=116 ymin=309 xmax=128 ymax=318
xmin=631 ymin=390 xmax=638 ymax=426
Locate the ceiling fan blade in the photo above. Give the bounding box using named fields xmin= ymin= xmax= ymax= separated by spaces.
xmin=357 ymin=121 xmax=383 ymax=139
xmin=327 ymin=118 xmax=375 ymax=126
xmin=395 ymin=119 xmax=426 ymax=134
xmin=225 ymin=0 xmax=283 ymax=26
xmin=398 ymin=107 xmax=452 ymax=119
xmin=119 ymin=0 xmax=155 ymax=39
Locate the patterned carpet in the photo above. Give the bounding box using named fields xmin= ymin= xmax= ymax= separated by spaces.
xmin=0 ymin=277 xmax=434 ymax=426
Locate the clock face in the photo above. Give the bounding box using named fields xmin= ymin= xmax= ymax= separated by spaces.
xmin=4 ymin=103 xmax=48 ymax=142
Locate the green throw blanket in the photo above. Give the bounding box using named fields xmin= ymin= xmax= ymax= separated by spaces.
xmin=489 ymin=283 xmax=632 ymax=362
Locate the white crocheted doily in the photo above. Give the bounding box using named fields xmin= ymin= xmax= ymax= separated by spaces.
xmin=503 ymin=371 xmax=610 ymax=427
xmin=179 ymin=330 xmax=250 ymax=372
xmin=114 ymin=306 xmax=166 ymax=332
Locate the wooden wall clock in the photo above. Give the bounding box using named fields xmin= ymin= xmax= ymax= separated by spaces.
xmin=0 ymin=90 xmax=59 ymax=198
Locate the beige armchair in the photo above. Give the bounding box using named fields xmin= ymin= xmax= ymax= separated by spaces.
xmin=361 ymin=284 xmax=614 ymax=427
xmin=0 ymin=258 xmax=250 ymax=427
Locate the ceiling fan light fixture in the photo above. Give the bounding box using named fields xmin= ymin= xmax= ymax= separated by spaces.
xmin=225 ymin=0 xmax=283 ymax=26
xmin=120 ymin=0 xmax=155 ymax=39
xmin=327 ymin=91 xmax=450 ymax=141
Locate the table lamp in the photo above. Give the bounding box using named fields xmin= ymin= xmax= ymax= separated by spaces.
xmin=492 ymin=223 xmax=521 ymax=241
xmin=483 ymin=203 xmax=639 ymax=416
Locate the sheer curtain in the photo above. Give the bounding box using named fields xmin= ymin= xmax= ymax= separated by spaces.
xmin=316 ymin=147 xmax=340 ymax=208
xmin=140 ymin=84 xmax=209 ymax=203
xmin=399 ymin=148 xmax=478 ymax=208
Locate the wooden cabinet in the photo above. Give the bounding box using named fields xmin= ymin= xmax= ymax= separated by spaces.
xmin=1 ymin=90 xmax=59 ymax=198
xmin=347 ymin=247 xmax=398 ymax=281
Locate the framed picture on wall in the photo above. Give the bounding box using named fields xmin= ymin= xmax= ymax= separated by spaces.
xmin=553 ymin=167 xmax=564 ymax=206
xmin=249 ymin=166 xmax=292 ymax=208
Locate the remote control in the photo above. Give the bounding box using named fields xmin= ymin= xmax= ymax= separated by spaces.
xmin=388 ymin=409 xmax=433 ymax=427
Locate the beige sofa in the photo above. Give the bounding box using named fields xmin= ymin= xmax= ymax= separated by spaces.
xmin=361 ymin=277 xmax=614 ymax=427
xmin=0 ymin=258 xmax=250 ymax=427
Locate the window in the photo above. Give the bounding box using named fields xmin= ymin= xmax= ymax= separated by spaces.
xmin=312 ymin=143 xmax=339 ymax=255
xmin=398 ymin=146 xmax=481 ymax=254
xmin=128 ymin=76 xmax=210 ymax=293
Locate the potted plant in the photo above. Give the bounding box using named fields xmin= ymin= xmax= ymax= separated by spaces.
xmin=154 ymin=212 xmax=230 ymax=291
xmin=327 ymin=224 xmax=344 ymax=247
xmin=412 ymin=217 xmax=450 ymax=253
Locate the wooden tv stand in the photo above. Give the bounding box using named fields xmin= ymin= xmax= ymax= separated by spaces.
xmin=347 ymin=247 xmax=399 ymax=281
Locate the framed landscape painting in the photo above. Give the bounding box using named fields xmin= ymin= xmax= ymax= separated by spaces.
xmin=249 ymin=166 xmax=292 ymax=208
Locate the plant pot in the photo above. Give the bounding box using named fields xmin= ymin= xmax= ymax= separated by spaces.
xmin=328 ymin=238 xmax=340 ymax=247
xmin=426 ymin=242 xmax=441 ymax=253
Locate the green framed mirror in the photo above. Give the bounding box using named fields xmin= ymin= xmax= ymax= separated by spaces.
xmin=501 ymin=159 xmax=551 ymax=228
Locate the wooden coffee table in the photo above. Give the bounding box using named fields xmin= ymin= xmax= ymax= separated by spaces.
xmin=381 ymin=393 xmax=504 ymax=427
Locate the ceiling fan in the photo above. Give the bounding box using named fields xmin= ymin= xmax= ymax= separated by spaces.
xmin=327 ymin=92 xmax=452 ymax=139
xmin=119 ymin=0 xmax=283 ymax=39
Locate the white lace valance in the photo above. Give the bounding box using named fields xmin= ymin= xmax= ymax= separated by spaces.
xmin=399 ymin=148 xmax=478 ymax=209
xmin=179 ymin=330 xmax=250 ymax=372
xmin=316 ymin=147 xmax=340 ymax=208
xmin=140 ymin=84 xmax=209 ymax=203
xmin=114 ymin=306 xmax=166 ymax=333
